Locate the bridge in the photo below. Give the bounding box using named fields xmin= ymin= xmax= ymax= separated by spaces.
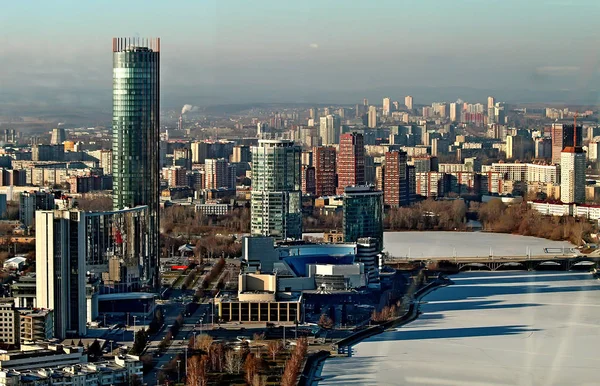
xmin=387 ymin=255 xmax=600 ymax=272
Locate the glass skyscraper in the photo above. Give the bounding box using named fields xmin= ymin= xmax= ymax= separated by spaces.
xmin=343 ymin=185 xmax=383 ymax=250
xmin=251 ymin=140 xmax=302 ymax=240
xmin=112 ymin=37 xmax=160 ymax=288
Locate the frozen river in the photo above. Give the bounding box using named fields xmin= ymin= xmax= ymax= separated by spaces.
xmin=305 ymin=232 xmax=575 ymax=258
xmin=317 ymin=271 xmax=600 ymax=386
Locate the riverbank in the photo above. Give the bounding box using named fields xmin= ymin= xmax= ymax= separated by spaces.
xmin=318 ymin=271 xmax=600 ymax=385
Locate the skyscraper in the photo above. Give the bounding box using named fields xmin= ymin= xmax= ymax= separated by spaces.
xmin=561 ymin=125 xmax=586 ymax=204
xmin=552 ymin=123 xmax=583 ymax=164
xmin=319 ymin=114 xmax=341 ymax=145
xmin=251 ymin=140 xmax=302 ymax=240
xmin=449 ymin=102 xmax=460 ymax=122
xmin=112 ymin=37 xmax=160 ymax=287
xmin=405 ymin=95 xmax=413 ymax=110
xmin=343 ymin=186 xmax=383 ymax=250
xmin=368 ymin=106 xmax=378 ymax=128
xmin=382 ymin=97 xmax=391 ymax=116
xmin=337 ymin=133 xmax=365 ymax=194
xmin=384 ymin=150 xmax=409 ymax=207
xmin=314 ymin=146 xmax=337 ymax=197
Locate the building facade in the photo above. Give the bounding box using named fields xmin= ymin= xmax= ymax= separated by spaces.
xmin=560 ymin=148 xmax=586 ymax=204
xmin=343 ymin=186 xmax=383 ymax=250
xmin=383 ymin=150 xmax=408 ymax=207
xmin=337 ymin=133 xmax=365 ymax=194
xmin=314 ymin=146 xmax=337 ymax=197
xmin=251 ymin=140 xmax=302 ymax=240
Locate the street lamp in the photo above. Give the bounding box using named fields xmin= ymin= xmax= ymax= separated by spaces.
xmin=193 ymin=332 xmax=197 ymax=349
xmin=177 ymin=360 xmax=181 ymax=384
xmin=133 ymin=316 xmax=138 ymax=334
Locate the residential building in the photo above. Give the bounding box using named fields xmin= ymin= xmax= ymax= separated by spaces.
xmin=383 ymin=150 xmax=408 ymax=207
xmin=382 ymin=97 xmax=391 ymax=116
xmin=19 ymin=191 xmax=55 ymax=228
xmin=205 ymin=158 xmax=234 ymax=189
xmin=314 ymin=146 xmax=337 ymax=197
xmin=112 ymin=37 xmax=160 ymax=288
xmin=50 ymin=128 xmax=66 ymax=145
xmin=449 ymin=102 xmax=460 ymax=122
xmin=231 ymin=145 xmax=251 ymax=163
xmin=551 ymin=123 xmax=583 ymax=163
xmin=534 ymin=137 xmax=552 ymax=159
xmin=337 ymin=133 xmax=365 ymax=194
xmin=0 ymin=298 xmax=18 ymax=346
xmin=405 ymin=95 xmax=413 ymax=110
xmin=561 ymin=146 xmax=586 ymax=204
xmin=506 ymin=135 xmax=534 ymax=160
xmin=343 ymin=186 xmax=383 ymax=250
xmin=368 ymin=106 xmax=377 ymax=128
xmin=165 ymin=166 xmax=188 ymax=187
xmin=301 ymin=165 xmax=316 ymax=195
xmin=19 ymin=309 xmax=54 ymax=342
xmin=319 ymin=114 xmax=340 ymax=145
xmin=251 ymin=140 xmax=302 ymax=240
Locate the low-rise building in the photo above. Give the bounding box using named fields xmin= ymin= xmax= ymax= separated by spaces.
xmin=19 ymin=309 xmax=54 ymax=342
xmin=0 ymin=344 xmax=85 ymax=371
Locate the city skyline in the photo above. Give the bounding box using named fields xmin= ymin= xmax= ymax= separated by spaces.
xmin=0 ymin=0 xmax=599 ymax=116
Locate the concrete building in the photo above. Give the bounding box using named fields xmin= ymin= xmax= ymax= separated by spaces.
xmin=205 ymin=158 xmax=234 ymax=189
xmin=301 ymin=165 xmax=316 ymax=195
xmin=343 ymin=186 xmax=383 ymax=250
xmin=0 ymin=298 xmax=19 ymax=346
xmin=0 ymin=344 xmax=86 ymax=371
xmin=19 ymin=309 xmax=54 ymax=342
xmin=506 ymin=135 xmax=533 ymax=160
xmin=250 ymin=140 xmax=302 ymax=240
xmin=535 ymin=137 xmax=552 ymax=159
xmin=405 ymin=95 xmax=413 ymax=110
xmin=368 ymin=106 xmax=378 ymax=128
xmin=50 ymin=128 xmax=66 ymax=145
xmin=382 ymin=97 xmax=391 ymax=117
xmin=314 ymin=146 xmax=337 ymax=197
xmin=383 ymin=150 xmax=408 ymax=207
xmin=32 ymin=145 xmax=64 ymax=162
xmin=319 ymin=114 xmax=341 ymax=145
xmin=449 ymin=102 xmax=460 ymax=122
xmin=560 ymin=146 xmax=586 ymax=204
xmin=19 ymin=191 xmax=55 ymax=228
xmin=231 ymin=145 xmax=251 ymax=163
xmin=483 ymin=163 xmax=559 ymax=184
xmin=337 ymin=133 xmax=365 ymax=194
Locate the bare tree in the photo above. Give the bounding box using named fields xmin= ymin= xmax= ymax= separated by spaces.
xmin=224 ymin=350 xmax=243 ymax=375
xmin=267 ymin=340 xmax=282 ymax=361
xmin=194 ymin=334 xmax=213 ymax=352
xmin=186 ymin=355 xmax=208 ymax=386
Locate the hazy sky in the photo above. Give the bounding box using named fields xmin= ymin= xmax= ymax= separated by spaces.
xmin=0 ymin=0 xmax=599 ymax=110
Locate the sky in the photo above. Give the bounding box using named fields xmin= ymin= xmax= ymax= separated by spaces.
xmin=0 ymin=0 xmax=599 ymax=113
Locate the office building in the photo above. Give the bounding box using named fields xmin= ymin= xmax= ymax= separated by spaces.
xmin=19 ymin=191 xmax=55 ymax=228
xmin=384 ymin=150 xmax=408 ymax=207
xmin=251 ymin=140 xmax=302 ymax=240
xmin=382 ymin=97 xmax=391 ymax=116
xmin=561 ymin=139 xmax=586 ymax=204
xmin=112 ymin=37 xmax=160 ymax=288
xmin=343 ymin=186 xmax=383 ymax=251
xmin=337 ymin=133 xmax=365 ymax=194
xmin=50 ymin=128 xmax=66 ymax=145
xmin=552 ymin=123 xmax=583 ymax=163
xmin=368 ymin=106 xmax=378 ymax=128
xmin=405 ymin=95 xmax=413 ymax=110
xmin=314 ymin=146 xmax=337 ymax=197
xmin=36 ymin=206 xmax=151 ymax=338
xmin=319 ymin=114 xmax=341 ymax=145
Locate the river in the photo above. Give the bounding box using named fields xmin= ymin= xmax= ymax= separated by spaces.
xmin=317 ymin=271 xmax=600 ymax=386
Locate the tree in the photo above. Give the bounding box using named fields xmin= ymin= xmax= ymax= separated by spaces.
xmin=130 ymin=328 xmax=148 ymax=355
xmin=186 ymin=355 xmax=208 ymax=386
xmin=224 ymin=350 xmax=243 ymax=375
xmin=209 ymin=343 xmax=225 ymax=373
xmin=194 ymin=334 xmax=213 ymax=352
xmin=318 ymin=314 xmax=334 ymax=330
xmin=267 ymin=340 xmax=282 ymax=361
xmin=244 ymin=353 xmax=259 ymax=384
xmin=87 ymin=339 xmax=103 ymax=359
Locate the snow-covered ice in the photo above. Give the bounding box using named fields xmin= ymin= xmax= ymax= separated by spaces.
xmin=318 ymin=271 xmax=600 ymax=386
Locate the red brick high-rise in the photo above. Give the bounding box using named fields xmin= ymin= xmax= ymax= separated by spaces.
xmin=314 ymin=146 xmax=337 ymax=197
xmin=337 ymin=133 xmax=365 ymax=194
xmin=384 ymin=150 xmax=408 ymax=207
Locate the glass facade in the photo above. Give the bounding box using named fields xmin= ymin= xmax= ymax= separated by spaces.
xmin=251 ymin=140 xmax=302 ymax=240
xmin=112 ymin=38 xmax=159 ymax=287
xmin=343 ymin=186 xmax=383 ymax=250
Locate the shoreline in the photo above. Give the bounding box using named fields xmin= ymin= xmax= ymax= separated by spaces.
xmin=303 ymin=275 xmax=452 ymax=385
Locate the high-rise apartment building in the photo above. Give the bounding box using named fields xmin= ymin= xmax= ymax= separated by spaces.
xmin=319 ymin=114 xmax=341 ymax=145
xmin=535 ymin=137 xmax=552 ymax=159
xmin=368 ymin=106 xmax=378 ymax=128
xmin=0 ymin=299 xmax=19 ymax=346
xmin=449 ymin=102 xmax=460 ymax=122
xmin=251 ymin=140 xmax=302 ymax=240
xmin=405 ymin=95 xmax=413 ymax=110
xmin=205 ymin=158 xmax=234 ymax=189
xmin=384 ymin=150 xmax=409 ymax=207
xmin=301 ymin=165 xmax=316 ymax=195
xmin=382 ymin=97 xmax=391 ymax=116
xmin=19 ymin=191 xmax=55 ymax=228
xmin=506 ymin=135 xmax=534 ymax=160
xmin=50 ymin=128 xmax=66 ymax=145
xmin=314 ymin=146 xmax=337 ymax=197
xmin=487 ymin=96 xmax=496 ymax=109
xmin=560 ymin=127 xmax=586 ymax=203
xmin=343 ymin=186 xmax=383 ymax=251
xmin=112 ymin=37 xmax=160 ymax=286
xmin=337 ymin=133 xmax=365 ymax=194
xmin=165 ymin=166 xmax=188 ymax=187
xmin=231 ymin=145 xmax=251 ymax=163
xmin=552 ymin=123 xmax=582 ymax=164
xmin=32 ymin=145 xmax=65 ymax=161
xmin=173 ymin=147 xmax=191 ymax=169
